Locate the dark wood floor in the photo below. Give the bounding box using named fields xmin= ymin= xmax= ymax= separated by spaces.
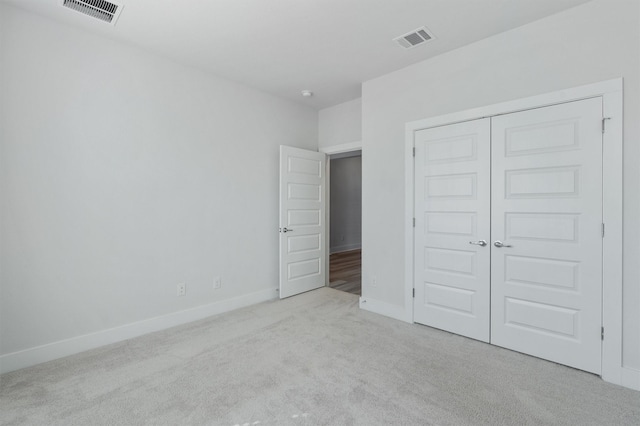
xmin=329 ymin=249 xmax=361 ymax=296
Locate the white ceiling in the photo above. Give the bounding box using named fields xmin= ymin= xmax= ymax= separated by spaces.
xmin=2 ymin=0 xmax=591 ymax=109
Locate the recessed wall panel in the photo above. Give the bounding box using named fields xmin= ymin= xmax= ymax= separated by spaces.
xmin=288 ymin=210 xmax=321 ymax=227
xmin=506 ymin=167 xmax=579 ymax=198
xmin=288 ymin=258 xmax=321 ymax=281
xmin=288 ymin=156 xmax=321 ymax=177
xmin=425 ymin=247 xmax=475 ymax=276
xmin=288 ymin=234 xmax=321 ymax=254
xmin=424 ymin=283 xmax=474 ymax=315
xmin=288 ymin=183 xmax=321 ymax=201
xmin=505 ymin=255 xmax=579 ymax=291
xmin=426 ymin=173 xmax=477 ymax=199
xmin=505 ymin=298 xmax=579 ymax=339
xmin=425 ymin=135 xmax=476 ymax=163
xmin=505 ymin=120 xmax=579 ymax=156
xmin=506 ymin=213 xmax=578 ymax=242
xmin=426 ymin=212 xmax=476 ymax=236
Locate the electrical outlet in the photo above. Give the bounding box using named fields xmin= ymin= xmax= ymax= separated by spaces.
xmin=177 ymin=283 xmax=186 ymax=297
xmin=214 ymin=276 xmax=221 ymax=289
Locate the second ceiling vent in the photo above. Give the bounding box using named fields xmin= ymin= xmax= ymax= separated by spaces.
xmin=60 ymin=0 xmax=124 ymax=25
xmin=394 ymin=26 xmax=435 ymax=49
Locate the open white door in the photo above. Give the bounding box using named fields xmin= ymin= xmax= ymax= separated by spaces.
xmin=279 ymin=146 xmax=326 ymax=299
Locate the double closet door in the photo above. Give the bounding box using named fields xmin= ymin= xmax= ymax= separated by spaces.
xmin=413 ymin=98 xmax=603 ymax=374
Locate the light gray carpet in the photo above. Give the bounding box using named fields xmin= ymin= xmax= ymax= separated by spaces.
xmin=1 ymin=288 xmax=639 ymax=425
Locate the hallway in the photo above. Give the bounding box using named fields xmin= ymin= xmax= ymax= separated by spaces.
xmin=329 ymin=249 xmax=361 ymax=296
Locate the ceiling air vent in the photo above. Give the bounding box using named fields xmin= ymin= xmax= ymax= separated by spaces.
xmin=394 ymin=26 xmax=435 ymax=49
xmin=60 ymin=0 xmax=124 ymax=25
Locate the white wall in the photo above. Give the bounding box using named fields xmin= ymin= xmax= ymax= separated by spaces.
xmin=318 ymin=98 xmax=362 ymax=150
xmin=361 ymin=0 xmax=640 ymax=374
xmin=329 ymin=155 xmax=362 ymax=253
xmin=0 ymin=5 xmax=317 ymax=369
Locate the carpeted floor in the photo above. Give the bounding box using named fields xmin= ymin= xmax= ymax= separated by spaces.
xmin=1 ymin=288 xmax=639 ymax=425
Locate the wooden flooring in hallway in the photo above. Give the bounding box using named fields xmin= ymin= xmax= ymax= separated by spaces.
xmin=329 ymin=249 xmax=361 ymax=296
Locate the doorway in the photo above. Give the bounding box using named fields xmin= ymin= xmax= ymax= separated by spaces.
xmin=328 ymin=150 xmax=362 ymax=296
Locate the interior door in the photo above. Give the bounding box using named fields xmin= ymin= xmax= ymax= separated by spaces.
xmin=413 ymin=118 xmax=491 ymax=342
xmin=279 ymin=146 xmax=326 ymax=299
xmin=490 ymin=98 xmax=603 ymax=374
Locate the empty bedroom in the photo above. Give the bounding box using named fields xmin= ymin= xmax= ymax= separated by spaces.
xmin=1 ymin=0 xmax=640 ymax=424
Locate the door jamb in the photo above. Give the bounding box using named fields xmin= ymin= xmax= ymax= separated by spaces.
xmin=320 ymin=142 xmax=363 ymax=286
xmin=404 ymin=79 xmax=624 ymax=387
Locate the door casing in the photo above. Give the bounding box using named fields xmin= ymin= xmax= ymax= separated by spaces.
xmin=404 ymin=79 xmax=624 ymax=387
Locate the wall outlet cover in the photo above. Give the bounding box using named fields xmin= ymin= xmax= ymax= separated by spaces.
xmin=177 ymin=283 xmax=186 ymax=297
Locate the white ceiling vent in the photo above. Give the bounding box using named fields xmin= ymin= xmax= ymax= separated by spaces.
xmin=394 ymin=27 xmax=435 ymax=49
xmin=60 ymin=0 xmax=124 ymax=25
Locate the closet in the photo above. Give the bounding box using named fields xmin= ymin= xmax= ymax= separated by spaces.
xmin=413 ymin=97 xmax=603 ymax=374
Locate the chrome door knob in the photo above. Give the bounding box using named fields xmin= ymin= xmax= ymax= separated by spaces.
xmin=493 ymin=241 xmax=512 ymax=248
xmin=469 ymin=240 xmax=487 ymax=247
xmin=281 ymin=227 xmax=294 ymax=233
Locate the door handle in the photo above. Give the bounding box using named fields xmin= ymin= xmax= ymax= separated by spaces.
xmin=493 ymin=241 xmax=512 ymax=248
xmin=469 ymin=240 xmax=487 ymax=247
xmin=281 ymin=227 xmax=294 ymax=233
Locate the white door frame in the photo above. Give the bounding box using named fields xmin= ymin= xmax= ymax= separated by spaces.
xmin=404 ymin=79 xmax=625 ymax=387
xmin=320 ymin=141 xmax=363 ymax=285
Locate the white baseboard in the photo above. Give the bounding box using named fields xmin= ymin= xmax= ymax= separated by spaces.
xmin=330 ymin=243 xmax=361 ymax=254
xmin=359 ymin=297 xmax=412 ymax=323
xmin=620 ymin=366 xmax=640 ymax=391
xmin=0 ymin=288 xmax=278 ymax=375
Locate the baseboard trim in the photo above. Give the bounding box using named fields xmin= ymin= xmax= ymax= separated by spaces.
xmin=620 ymin=366 xmax=640 ymax=391
xmin=330 ymin=244 xmax=361 ymax=254
xmin=359 ymin=297 xmax=411 ymax=323
xmin=0 ymin=288 xmax=278 ymax=375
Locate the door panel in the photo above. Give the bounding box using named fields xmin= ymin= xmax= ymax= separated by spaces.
xmin=279 ymin=146 xmax=326 ymax=299
xmin=413 ymin=118 xmax=491 ymax=342
xmin=491 ymin=98 xmax=603 ymax=374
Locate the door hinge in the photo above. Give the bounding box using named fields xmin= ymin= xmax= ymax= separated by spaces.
xmin=601 ymin=326 xmax=604 ymax=341
xmin=602 ymin=223 xmax=605 ymax=238
xmin=412 ymin=147 xmax=416 ymax=157
xmin=413 ymin=218 xmax=416 ymax=227
xmin=412 ymin=288 xmax=415 ymax=298
xmin=602 ymin=117 xmax=612 ymax=134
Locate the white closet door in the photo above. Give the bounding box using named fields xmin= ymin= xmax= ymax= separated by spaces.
xmin=490 ymin=98 xmax=603 ymax=374
xmin=414 ymin=119 xmax=491 ymax=342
